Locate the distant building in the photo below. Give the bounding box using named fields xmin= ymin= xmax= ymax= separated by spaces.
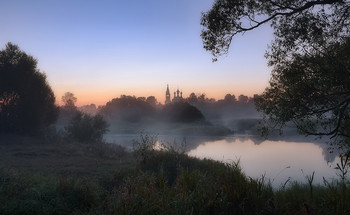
xmin=165 ymin=84 xmax=171 ymax=104
xmin=165 ymin=84 xmax=183 ymax=104
xmin=173 ymin=88 xmax=183 ymax=103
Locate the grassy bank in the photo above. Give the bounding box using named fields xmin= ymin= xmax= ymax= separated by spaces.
xmin=0 ymin=135 xmax=349 ymax=214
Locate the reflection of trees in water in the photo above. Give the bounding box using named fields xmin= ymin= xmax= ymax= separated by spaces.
xmin=182 ymin=134 xmax=340 ymax=163
xmin=105 ymin=132 xmax=340 ymax=163
xmin=158 ymin=135 xmax=226 ymax=152
xmin=250 ymin=134 xmax=340 ymax=163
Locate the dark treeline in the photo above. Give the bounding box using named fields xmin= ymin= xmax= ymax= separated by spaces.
xmin=89 ymin=95 xmax=210 ymax=135
xmin=0 ymin=42 xmax=260 ymax=138
xmin=184 ymin=93 xmax=262 ymax=135
xmin=99 ymin=95 xmax=207 ymax=123
xmin=75 ymin=93 xmax=259 ymax=123
xmin=183 ymin=92 xmax=260 ymax=122
xmin=62 ymin=93 xmax=260 ymax=135
xmin=66 ymin=95 xmax=207 ymax=125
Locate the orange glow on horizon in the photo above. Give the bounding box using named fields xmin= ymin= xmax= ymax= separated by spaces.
xmin=54 ymin=86 xmax=264 ymax=107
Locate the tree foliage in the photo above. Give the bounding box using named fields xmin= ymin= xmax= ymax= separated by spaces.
xmin=62 ymin=92 xmax=77 ymax=110
xmin=99 ymin=95 xmax=155 ymax=123
xmin=161 ymin=102 xmax=206 ymax=123
xmin=65 ymin=112 xmax=109 ymax=143
xmin=201 ymin=0 xmax=350 ymax=144
xmin=0 ymin=43 xmax=58 ymax=134
xmin=224 ymin=94 xmax=236 ymax=103
xmin=255 ymin=39 xmax=350 ymax=141
xmin=146 ymin=96 xmax=158 ymax=106
xmin=201 ymin=0 xmax=349 ymax=61
xmin=59 ymin=92 xmax=79 ymax=123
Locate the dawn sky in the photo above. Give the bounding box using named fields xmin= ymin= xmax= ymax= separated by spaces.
xmin=1 ymin=0 xmax=274 ymax=106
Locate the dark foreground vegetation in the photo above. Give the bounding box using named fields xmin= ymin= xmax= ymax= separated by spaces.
xmin=1 ymin=134 xmax=349 ymax=215
xmin=1 ymin=0 xmax=350 ymax=211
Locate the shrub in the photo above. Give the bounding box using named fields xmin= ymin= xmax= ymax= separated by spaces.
xmin=65 ymin=112 xmax=109 ymax=143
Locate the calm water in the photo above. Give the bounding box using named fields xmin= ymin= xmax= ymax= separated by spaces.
xmin=105 ymin=134 xmax=342 ymax=188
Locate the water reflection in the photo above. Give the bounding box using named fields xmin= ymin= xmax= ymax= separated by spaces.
xmin=188 ymin=136 xmax=341 ymax=188
xmin=105 ymin=133 xmax=342 ymax=188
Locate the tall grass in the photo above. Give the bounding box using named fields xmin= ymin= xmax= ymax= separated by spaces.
xmin=0 ymin=134 xmax=349 ymax=214
xmin=110 ymin=133 xmax=274 ymax=214
xmin=0 ymin=168 xmax=103 ymax=215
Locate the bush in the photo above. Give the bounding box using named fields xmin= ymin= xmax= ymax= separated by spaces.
xmin=65 ymin=112 xmax=109 ymax=143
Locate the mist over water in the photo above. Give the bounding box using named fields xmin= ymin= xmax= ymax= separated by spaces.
xmin=105 ymin=131 xmax=342 ymax=188
xmin=98 ymin=94 xmax=344 ymax=188
xmin=56 ymin=90 xmax=344 ymax=190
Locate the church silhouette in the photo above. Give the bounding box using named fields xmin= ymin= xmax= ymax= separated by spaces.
xmin=165 ymin=84 xmax=183 ymax=104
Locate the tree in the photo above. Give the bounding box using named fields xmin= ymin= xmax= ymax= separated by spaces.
xmin=0 ymin=43 xmax=58 ymax=134
xmin=224 ymin=94 xmax=236 ymax=103
xmin=58 ymin=92 xmax=79 ymax=126
xmin=255 ymin=39 xmax=350 ymax=142
xmin=65 ymin=112 xmax=109 ymax=143
xmin=78 ymin=104 xmax=97 ymax=115
xmin=201 ymin=0 xmax=348 ymax=61
xmin=99 ymin=95 xmax=155 ymax=123
xmin=201 ymin=0 xmax=350 ymax=145
xmin=162 ymin=102 xmax=206 ymax=123
xmin=61 ymin=92 xmax=77 ymax=110
xmin=198 ymin=94 xmax=207 ymax=103
xmin=238 ymin=95 xmax=248 ymax=103
xmin=138 ymin=97 xmax=146 ymax=102
xmin=146 ymin=96 xmax=157 ymax=106
xmin=187 ymin=93 xmax=198 ymax=104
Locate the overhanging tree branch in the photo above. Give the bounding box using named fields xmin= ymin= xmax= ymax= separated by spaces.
xmin=238 ymin=0 xmax=343 ymax=32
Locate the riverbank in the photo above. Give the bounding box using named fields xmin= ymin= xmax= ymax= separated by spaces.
xmin=0 ymin=135 xmax=349 ymax=214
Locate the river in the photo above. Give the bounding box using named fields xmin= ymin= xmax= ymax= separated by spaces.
xmin=105 ymin=133 xmax=343 ymax=188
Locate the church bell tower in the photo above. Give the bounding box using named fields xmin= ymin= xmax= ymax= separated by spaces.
xmin=165 ymin=84 xmax=171 ymax=104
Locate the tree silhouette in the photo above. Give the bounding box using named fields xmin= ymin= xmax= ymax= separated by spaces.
xmin=255 ymin=39 xmax=350 ymax=140
xmin=161 ymin=102 xmax=205 ymax=123
xmin=146 ymin=96 xmax=157 ymax=106
xmin=187 ymin=93 xmax=198 ymax=104
xmin=201 ymin=0 xmax=348 ymax=61
xmin=201 ymin=0 xmax=350 ymax=145
xmin=0 ymin=43 xmax=58 ymax=134
xmin=61 ymin=92 xmax=78 ymax=113
xmin=224 ymin=94 xmax=236 ymax=104
xmin=58 ymin=92 xmax=79 ymax=125
xmin=62 ymin=92 xmax=77 ymax=108
xmin=78 ymin=104 xmax=97 ymax=115
xmin=99 ymin=95 xmax=155 ymax=123
xmin=238 ymin=95 xmax=248 ymax=104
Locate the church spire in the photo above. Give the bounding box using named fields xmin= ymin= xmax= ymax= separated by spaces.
xmin=165 ymin=84 xmax=171 ymax=104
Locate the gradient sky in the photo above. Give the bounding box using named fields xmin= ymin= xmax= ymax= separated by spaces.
xmin=1 ymin=0 xmax=274 ymax=106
